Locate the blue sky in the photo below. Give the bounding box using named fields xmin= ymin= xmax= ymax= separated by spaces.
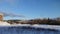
xmin=0 ymin=0 xmax=60 ymax=20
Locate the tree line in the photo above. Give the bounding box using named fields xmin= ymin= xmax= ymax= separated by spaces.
xmin=7 ymin=18 xmax=60 ymax=25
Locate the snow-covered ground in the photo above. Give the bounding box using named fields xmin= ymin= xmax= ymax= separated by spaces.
xmin=12 ymin=24 xmax=60 ymax=30
xmin=0 ymin=22 xmax=60 ymax=30
xmin=31 ymin=24 xmax=60 ymax=30
xmin=0 ymin=21 xmax=10 ymax=26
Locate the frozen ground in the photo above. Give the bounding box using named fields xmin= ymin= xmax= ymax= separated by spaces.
xmin=11 ymin=24 xmax=60 ymax=30
xmin=0 ymin=22 xmax=60 ymax=34
xmin=0 ymin=22 xmax=60 ymax=30
xmin=0 ymin=21 xmax=10 ymax=26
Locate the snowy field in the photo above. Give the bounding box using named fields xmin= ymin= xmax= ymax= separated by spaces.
xmin=0 ymin=22 xmax=60 ymax=34
xmin=0 ymin=24 xmax=60 ymax=31
xmin=0 ymin=21 xmax=60 ymax=30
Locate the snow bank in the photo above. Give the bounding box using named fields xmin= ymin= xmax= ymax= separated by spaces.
xmin=31 ymin=24 xmax=60 ymax=30
xmin=0 ymin=22 xmax=60 ymax=30
xmin=0 ymin=21 xmax=10 ymax=26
